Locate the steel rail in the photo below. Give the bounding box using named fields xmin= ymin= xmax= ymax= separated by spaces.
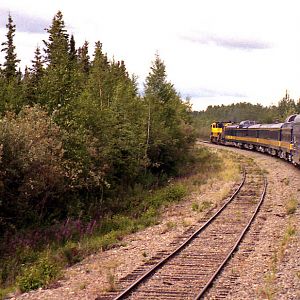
xmin=113 ymin=170 xmax=246 ymax=300
xmin=194 ymin=176 xmax=268 ymax=299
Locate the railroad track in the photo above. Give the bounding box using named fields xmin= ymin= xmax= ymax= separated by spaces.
xmin=97 ymin=165 xmax=267 ymax=300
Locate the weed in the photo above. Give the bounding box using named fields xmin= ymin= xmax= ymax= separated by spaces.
xmin=161 ymin=221 xmax=177 ymax=234
xmin=258 ymin=285 xmax=275 ymax=300
xmin=138 ymin=207 xmax=158 ymax=229
xmin=230 ymin=267 xmax=239 ymax=277
xmin=192 ymin=178 xmax=207 ymax=186
xmin=260 ymin=221 xmax=296 ymax=298
xmin=285 ymin=197 xmax=298 ymax=215
xmin=191 ymin=202 xmax=199 ymax=211
xmin=198 ymin=201 xmax=212 ymax=212
xmin=281 ymin=177 xmax=290 ymax=186
xmin=0 ymin=286 xmax=15 ymax=300
xmin=166 ymin=221 xmax=177 ymax=230
xmin=280 ymin=223 xmax=296 ymax=253
xmin=79 ymin=282 xmax=87 ymax=290
xmin=17 ymin=254 xmax=60 ymax=292
xmin=104 ymin=260 xmax=119 ymax=292
xmin=142 ymin=251 xmax=147 ymax=257
xmin=60 ymin=242 xmax=82 ymax=266
xmin=235 ymin=210 xmax=242 ymax=222
xmin=191 ymin=200 xmax=212 ymax=213
xmin=181 ymin=219 xmax=192 ymax=227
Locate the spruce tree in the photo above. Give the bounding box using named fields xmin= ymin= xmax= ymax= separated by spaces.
xmin=23 ymin=47 xmax=44 ymax=105
xmin=78 ymin=41 xmax=90 ymax=77
xmin=43 ymin=11 xmax=69 ymax=66
xmin=0 ymin=13 xmax=24 ymax=112
xmin=145 ymin=54 xmax=176 ymax=104
xmin=69 ymin=34 xmax=77 ymax=61
xmin=87 ymin=41 xmax=110 ymax=109
xmin=30 ymin=46 xmax=44 ymax=81
xmin=41 ymin=11 xmax=74 ymax=111
xmin=144 ymin=54 xmax=195 ymax=175
xmin=1 ymin=13 xmax=20 ymax=81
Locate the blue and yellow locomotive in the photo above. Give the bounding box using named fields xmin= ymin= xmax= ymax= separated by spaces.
xmin=210 ymin=121 xmax=232 ymax=143
xmin=210 ymin=114 xmax=300 ymax=165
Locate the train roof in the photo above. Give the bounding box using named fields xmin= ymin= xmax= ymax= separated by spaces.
xmin=238 ymin=120 xmax=256 ymax=128
xmin=260 ymin=123 xmax=284 ymax=129
xmin=248 ymin=124 xmax=262 ymax=129
xmin=225 ymin=124 xmax=239 ymax=129
xmin=248 ymin=123 xmax=284 ymax=129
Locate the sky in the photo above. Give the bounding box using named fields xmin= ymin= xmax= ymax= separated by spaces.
xmin=1 ymin=0 xmax=300 ymax=111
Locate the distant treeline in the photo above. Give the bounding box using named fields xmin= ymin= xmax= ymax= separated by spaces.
xmin=0 ymin=11 xmax=195 ymax=235
xmin=193 ymin=92 xmax=300 ymax=138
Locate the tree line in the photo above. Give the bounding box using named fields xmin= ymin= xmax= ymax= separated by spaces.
xmin=0 ymin=11 xmax=195 ymax=235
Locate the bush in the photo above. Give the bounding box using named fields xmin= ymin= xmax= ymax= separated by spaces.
xmin=164 ymin=185 xmax=187 ymax=202
xmin=17 ymin=255 xmax=60 ymax=292
xmin=0 ymin=106 xmax=66 ymax=231
xmin=60 ymin=242 xmax=82 ymax=266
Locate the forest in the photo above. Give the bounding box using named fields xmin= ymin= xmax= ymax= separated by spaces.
xmin=0 ymin=10 xmax=197 ymax=232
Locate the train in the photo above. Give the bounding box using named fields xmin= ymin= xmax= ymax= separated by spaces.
xmin=210 ymin=114 xmax=300 ymax=165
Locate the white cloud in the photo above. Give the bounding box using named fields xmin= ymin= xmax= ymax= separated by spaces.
xmin=1 ymin=0 xmax=300 ymax=111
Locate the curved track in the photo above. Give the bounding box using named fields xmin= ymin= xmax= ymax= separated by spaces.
xmin=103 ymin=164 xmax=267 ymax=300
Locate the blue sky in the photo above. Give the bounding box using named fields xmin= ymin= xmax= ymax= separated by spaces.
xmin=1 ymin=0 xmax=300 ymax=111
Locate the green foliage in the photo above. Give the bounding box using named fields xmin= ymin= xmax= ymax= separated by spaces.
xmin=60 ymin=243 xmax=82 ymax=266
xmin=197 ymin=201 xmax=212 ymax=212
xmin=17 ymin=255 xmax=60 ymax=292
xmin=0 ymin=77 xmax=24 ymax=113
xmin=144 ymin=54 xmax=196 ymax=176
xmin=23 ymin=47 xmax=44 ymax=106
xmin=0 ymin=286 xmax=15 ymax=300
xmin=162 ymin=184 xmax=187 ymax=202
xmin=40 ymin=11 xmax=79 ymax=112
xmin=0 ymin=105 xmax=67 ymax=231
xmin=0 ymin=245 xmax=39 ymax=289
xmin=191 ymin=202 xmax=199 ymax=211
xmin=277 ymin=91 xmax=297 ymax=121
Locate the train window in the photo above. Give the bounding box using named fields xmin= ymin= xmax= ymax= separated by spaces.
xmin=259 ymin=129 xmax=280 ymax=140
xmin=281 ymin=129 xmax=292 ymax=142
xmin=249 ymin=129 xmax=257 ymax=138
xmin=236 ymin=129 xmax=247 ymax=137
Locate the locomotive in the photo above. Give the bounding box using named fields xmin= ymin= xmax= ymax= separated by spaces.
xmin=210 ymin=114 xmax=300 ymax=165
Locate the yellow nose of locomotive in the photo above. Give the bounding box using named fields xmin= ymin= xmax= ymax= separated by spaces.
xmin=210 ymin=122 xmax=223 ymax=143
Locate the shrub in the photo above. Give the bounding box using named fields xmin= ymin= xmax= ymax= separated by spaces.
xmin=17 ymin=255 xmax=60 ymax=292
xmin=0 ymin=106 xmax=66 ymax=231
xmin=164 ymin=184 xmax=187 ymax=202
xmin=191 ymin=201 xmax=211 ymax=212
xmin=60 ymin=243 xmax=82 ymax=266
